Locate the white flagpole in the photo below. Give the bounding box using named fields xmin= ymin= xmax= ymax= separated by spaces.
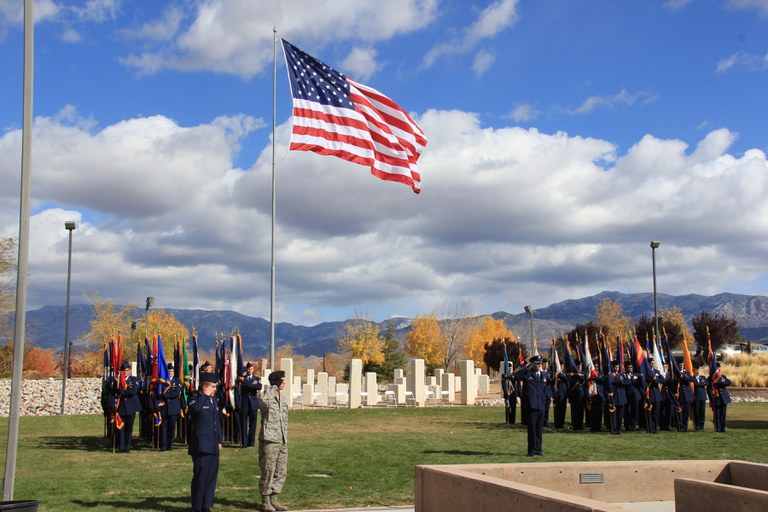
xmin=4 ymin=0 xmax=34 ymax=501
xmin=269 ymin=27 xmax=277 ymax=370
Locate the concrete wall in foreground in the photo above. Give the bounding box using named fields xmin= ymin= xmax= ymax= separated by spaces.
xmin=415 ymin=460 xmax=760 ymax=512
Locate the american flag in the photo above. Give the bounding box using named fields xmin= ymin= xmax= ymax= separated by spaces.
xmin=281 ymin=39 xmax=427 ymax=194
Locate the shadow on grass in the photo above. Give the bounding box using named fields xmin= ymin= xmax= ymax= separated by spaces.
xmin=72 ymin=496 xmax=253 ymax=511
xmin=729 ymin=420 xmax=768 ymax=430
xmin=36 ymin=435 xmax=157 ymax=452
xmin=422 ymin=449 xmax=507 ymax=456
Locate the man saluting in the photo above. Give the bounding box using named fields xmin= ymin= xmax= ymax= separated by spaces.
xmin=514 ymin=355 xmax=548 ymax=457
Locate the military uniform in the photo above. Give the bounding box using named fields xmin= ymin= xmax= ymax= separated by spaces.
xmin=189 ymin=373 xmax=222 ymax=512
xmin=160 ymin=365 xmax=183 ymax=451
xmin=259 ymin=371 xmax=289 ymax=512
xmin=692 ymin=372 xmax=708 ymax=430
xmin=514 ymin=356 xmax=548 ymax=457
xmin=624 ymin=366 xmax=642 ymax=431
xmin=240 ymin=364 xmax=262 ymax=448
xmin=645 ymin=369 xmax=665 ymax=433
xmin=116 ymin=362 xmax=142 ymax=453
xmin=709 ymin=373 xmax=732 ymax=433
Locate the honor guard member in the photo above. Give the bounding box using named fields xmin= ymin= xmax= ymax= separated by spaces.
xmin=659 ymin=363 xmax=673 ymax=431
xmin=708 ymin=366 xmax=732 ymax=433
xmin=587 ymin=367 xmax=606 ymax=432
xmin=500 ymin=362 xmax=518 ymax=424
xmin=607 ymin=361 xmax=629 ymax=434
xmin=624 ymin=363 xmax=642 ymax=431
xmin=552 ymin=363 xmax=569 ymax=429
xmin=645 ymin=360 xmax=665 ymax=434
xmin=189 ymin=372 xmax=222 ymax=512
xmin=514 ymin=355 xmax=548 ymax=457
xmin=160 ymin=363 xmax=183 ymax=450
xmin=692 ymin=367 xmax=709 ymax=430
xmin=567 ymin=361 xmax=587 ymax=430
xmin=240 ymin=362 xmax=263 ymax=448
xmin=541 ymin=358 xmax=554 ymax=427
xmin=116 ymin=361 xmax=142 ymax=452
xmin=259 ymin=371 xmax=289 ymax=512
xmin=677 ymin=368 xmax=695 ymax=432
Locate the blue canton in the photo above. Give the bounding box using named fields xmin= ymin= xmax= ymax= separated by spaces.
xmin=283 ymin=40 xmax=353 ymax=108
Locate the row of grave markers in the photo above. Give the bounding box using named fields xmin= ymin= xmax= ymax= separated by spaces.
xmin=254 ymin=358 xmax=492 ymax=409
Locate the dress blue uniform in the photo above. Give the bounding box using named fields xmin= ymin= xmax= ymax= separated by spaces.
xmin=514 ymin=356 xmax=548 ymax=456
xmin=240 ymin=365 xmax=262 ymax=448
xmin=709 ymin=373 xmax=732 ymax=433
xmin=646 ymin=369 xmax=665 ymax=434
xmin=189 ymin=373 xmax=223 ymax=512
xmin=116 ymin=362 xmax=142 ymax=453
xmin=160 ymin=365 xmax=183 ymax=451
xmin=692 ymin=372 xmax=709 ymax=430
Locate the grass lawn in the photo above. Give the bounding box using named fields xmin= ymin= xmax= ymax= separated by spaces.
xmin=0 ymin=403 xmax=766 ymax=511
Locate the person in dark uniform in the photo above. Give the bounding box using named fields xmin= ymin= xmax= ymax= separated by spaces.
xmin=708 ymin=366 xmax=732 ymax=433
xmin=692 ymin=367 xmax=709 ymax=431
xmin=659 ymin=363 xmax=673 ymax=431
xmin=607 ymin=361 xmax=628 ymax=434
xmin=624 ymin=363 xmax=642 ymax=431
xmin=189 ymin=372 xmax=222 ymax=512
xmin=567 ymin=362 xmax=586 ymax=430
xmin=160 ymin=363 xmax=183 ymax=450
xmin=116 ymin=361 xmax=141 ymax=452
xmin=541 ymin=358 xmax=553 ymax=427
xmin=587 ymin=368 xmax=605 ymax=432
xmin=514 ymin=355 xmax=548 ymax=457
xmin=645 ymin=363 xmax=665 ymax=434
xmin=676 ymin=368 xmax=695 ymax=432
xmin=240 ymin=362 xmax=262 ymax=448
xmin=552 ymin=363 xmax=568 ymax=429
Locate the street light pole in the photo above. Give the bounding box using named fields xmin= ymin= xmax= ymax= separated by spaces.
xmin=524 ymin=305 xmax=534 ymax=356
xmin=145 ymin=297 xmax=155 ymax=337
xmin=650 ymin=241 xmax=661 ymax=344
xmin=60 ymin=221 xmax=76 ymax=415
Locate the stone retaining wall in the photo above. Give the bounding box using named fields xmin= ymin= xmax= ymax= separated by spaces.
xmin=1 ymin=379 xmax=766 ymax=417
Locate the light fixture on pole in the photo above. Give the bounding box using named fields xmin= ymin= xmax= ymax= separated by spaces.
xmin=60 ymin=221 xmax=76 ymax=415
xmin=145 ymin=296 xmax=155 ymax=336
xmin=650 ymin=241 xmax=661 ymax=345
xmin=524 ymin=305 xmax=534 ymax=356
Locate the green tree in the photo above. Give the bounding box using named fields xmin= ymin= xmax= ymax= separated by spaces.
xmin=691 ymin=311 xmax=741 ymax=353
xmin=368 ymin=321 xmax=407 ymax=381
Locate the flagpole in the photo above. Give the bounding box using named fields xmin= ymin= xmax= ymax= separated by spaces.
xmin=269 ymin=27 xmax=277 ymax=370
xmin=4 ymin=0 xmax=34 ymax=501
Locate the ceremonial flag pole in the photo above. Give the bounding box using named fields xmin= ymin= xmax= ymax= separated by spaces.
xmin=269 ymin=27 xmax=277 ymax=370
xmin=4 ymin=0 xmax=34 ymax=500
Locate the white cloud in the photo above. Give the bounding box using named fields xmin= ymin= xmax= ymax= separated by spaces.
xmin=119 ymin=5 xmax=182 ymax=42
xmin=567 ymin=89 xmax=656 ymax=115
xmin=472 ymin=49 xmax=495 ymax=77
xmin=341 ymin=46 xmax=379 ymax=82
xmin=716 ymin=51 xmax=768 ymax=73
xmin=423 ymin=0 xmax=519 ymax=69
xmin=507 ymin=103 xmax=540 ymax=122
xmin=728 ymin=0 xmax=768 ymax=17
xmin=120 ymin=0 xmax=438 ymax=78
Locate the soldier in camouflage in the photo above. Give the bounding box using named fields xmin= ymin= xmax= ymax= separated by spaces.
xmin=259 ymin=370 xmax=289 ymax=512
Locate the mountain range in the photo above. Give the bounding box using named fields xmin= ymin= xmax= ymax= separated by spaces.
xmin=9 ymin=291 xmax=768 ymax=357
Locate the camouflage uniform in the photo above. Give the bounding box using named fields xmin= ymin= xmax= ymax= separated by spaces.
xmin=259 ymin=384 xmax=288 ymax=496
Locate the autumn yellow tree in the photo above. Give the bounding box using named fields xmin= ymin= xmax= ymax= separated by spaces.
xmin=660 ymin=306 xmax=692 ymax=349
xmin=405 ymin=312 xmax=444 ymax=366
xmin=85 ymin=292 xmax=188 ymax=361
xmin=595 ymin=298 xmax=630 ymax=348
xmin=465 ymin=316 xmax=516 ymax=367
xmin=336 ymin=315 xmax=384 ymax=365
xmin=276 ymin=343 xmax=307 ymax=378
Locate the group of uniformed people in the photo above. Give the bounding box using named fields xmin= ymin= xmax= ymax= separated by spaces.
xmin=502 ymin=352 xmax=733 ymax=453
xmin=102 ymin=361 xmax=291 ymax=512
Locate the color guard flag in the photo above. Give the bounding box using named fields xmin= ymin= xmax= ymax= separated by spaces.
xmin=282 ymin=39 xmax=427 ymax=193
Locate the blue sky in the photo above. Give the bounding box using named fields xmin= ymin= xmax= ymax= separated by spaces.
xmin=2 ymin=0 xmax=768 ymax=328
